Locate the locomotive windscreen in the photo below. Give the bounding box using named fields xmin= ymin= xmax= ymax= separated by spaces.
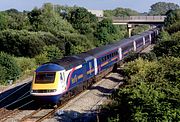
xmin=35 ymin=72 xmax=55 ymax=84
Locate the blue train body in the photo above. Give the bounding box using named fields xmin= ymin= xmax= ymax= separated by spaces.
xmin=31 ymin=28 xmax=160 ymax=104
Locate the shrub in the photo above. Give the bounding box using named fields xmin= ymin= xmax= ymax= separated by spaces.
xmin=35 ymin=52 xmax=49 ymax=65
xmin=43 ymin=45 xmax=64 ymax=61
xmin=0 ymin=52 xmax=21 ymax=83
xmin=103 ymin=57 xmax=180 ymax=122
xmin=14 ymin=57 xmax=36 ymax=73
xmin=0 ymin=65 xmax=7 ymax=84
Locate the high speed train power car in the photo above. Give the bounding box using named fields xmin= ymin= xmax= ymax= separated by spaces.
xmin=30 ymin=28 xmax=159 ymax=104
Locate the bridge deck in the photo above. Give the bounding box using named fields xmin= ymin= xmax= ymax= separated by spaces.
xmin=112 ymin=16 xmax=166 ymax=24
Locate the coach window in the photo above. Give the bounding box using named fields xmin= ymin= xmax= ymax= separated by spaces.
xmin=110 ymin=54 xmax=112 ymax=58
xmin=105 ymin=56 xmax=107 ymax=61
xmin=102 ymin=57 xmax=105 ymax=62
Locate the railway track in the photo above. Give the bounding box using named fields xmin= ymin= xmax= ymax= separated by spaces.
xmin=0 ymin=70 xmax=123 ymax=122
xmin=18 ymin=73 xmax=123 ymax=122
xmin=0 ymin=100 xmax=34 ymax=122
xmin=0 ymin=82 xmax=35 ymax=122
xmin=0 ymin=82 xmax=31 ymax=108
xmin=19 ymin=87 xmax=88 ymax=122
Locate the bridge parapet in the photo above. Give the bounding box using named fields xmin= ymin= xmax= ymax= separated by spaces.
xmin=112 ymin=16 xmax=166 ymax=23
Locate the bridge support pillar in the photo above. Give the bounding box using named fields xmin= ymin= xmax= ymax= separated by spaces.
xmin=127 ymin=24 xmax=133 ymax=37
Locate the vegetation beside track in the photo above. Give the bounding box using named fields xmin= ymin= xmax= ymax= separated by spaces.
xmin=100 ymin=9 xmax=180 ymax=122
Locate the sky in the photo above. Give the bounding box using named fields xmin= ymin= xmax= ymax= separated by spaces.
xmin=0 ymin=0 xmax=179 ymax=13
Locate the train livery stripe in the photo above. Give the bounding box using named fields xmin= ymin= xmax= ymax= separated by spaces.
xmin=66 ymin=67 xmax=76 ymax=91
xmin=101 ymin=61 xmax=109 ymax=67
xmin=87 ymin=68 xmax=95 ymax=74
xmin=111 ymin=56 xmax=118 ymax=61
xmin=78 ymin=74 xmax=83 ymax=79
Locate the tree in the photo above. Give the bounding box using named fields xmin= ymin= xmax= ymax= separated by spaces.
xmin=153 ymin=30 xmax=180 ymax=57
xmin=4 ymin=9 xmax=30 ymax=30
xmin=68 ymin=7 xmax=97 ymax=34
xmin=27 ymin=8 xmax=42 ymax=31
xmin=28 ymin=3 xmax=75 ymax=34
xmin=131 ymin=25 xmax=149 ymax=36
xmin=149 ymin=2 xmax=179 ymax=15
xmin=0 ymin=12 xmax=8 ymax=30
xmin=165 ymin=9 xmax=180 ymax=27
xmin=94 ymin=19 xmax=117 ymax=46
xmin=104 ymin=7 xmax=139 ymax=17
xmin=43 ymin=45 xmax=64 ymax=61
xmin=0 ymin=30 xmax=48 ymax=57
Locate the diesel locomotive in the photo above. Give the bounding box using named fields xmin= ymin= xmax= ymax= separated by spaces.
xmin=30 ymin=28 xmax=159 ymax=104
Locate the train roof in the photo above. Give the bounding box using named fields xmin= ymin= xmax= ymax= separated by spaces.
xmin=129 ymin=34 xmax=143 ymax=40
xmin=50 ymin=56 xmax=85 ymax=70
xmin=86 ymin=44 xmax=117 ymax=57
xmin=35 ymin=63 xmax=65 ymax=72
xmin=141 ymin=30 xmax=154 ymax=35
xmin=75 ymin=52 xmax=94 ymax=61
xmin=110 ymin=38 xmax=134 ymax=49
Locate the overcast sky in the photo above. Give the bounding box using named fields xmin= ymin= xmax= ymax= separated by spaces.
xmin=0 ymin=0 xmax=179 ymax=12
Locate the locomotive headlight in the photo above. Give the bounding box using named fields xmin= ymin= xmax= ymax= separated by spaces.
xmin=32 ymin=89 xmax=57 ymax=93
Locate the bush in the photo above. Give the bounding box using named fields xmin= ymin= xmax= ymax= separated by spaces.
xmin=0 ymin=65 xmax=7 ymax=84
xmin=43 ymin=45 xmax=64 ymax=61
xmin=153 ymin=40 xmax=180 ymax=57
xmin=0 ymin=30 xmax=46 ymax=57
xmin=124 ymin=52 xmax=157 ymax=62
xmin=102 ymin=57 xmax=180 ymax=122
xmin=0 ymin=52 xmax=21 ymax=83
xmin=35 ymin=52 xmax=49 ymax=65
xmin=14 ymin=57 xmax=36 ymax=73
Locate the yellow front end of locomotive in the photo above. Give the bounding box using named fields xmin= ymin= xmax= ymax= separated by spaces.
xmin=31 ymin=71 xmax=60 ymax=92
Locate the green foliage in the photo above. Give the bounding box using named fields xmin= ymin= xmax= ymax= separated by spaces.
xmin=68 ymin=7 xmax=97 ymax=34
xmin=43 ymin=45 xmax=64 ymax=61
xmin=0 ymin=52 xmax=21 ymax=84
xmin=149 ymin=2 xmax=179 ymax=15
xmin=153 ymin=31 xmax=180 ymax=57
xmin=0 ymin=65 xmax=7 ymax=84
xmin=166 ymin=22 xmax=180 ymax=34
xmin=63 ymin=32 xmax=94 ymax=55
xmin=35 ymin=52 xmax=49 ymax=65
xmin=0 ymin=12 xmax=8 ymax=30
xmin=164 ymin=9 xmax=180 ymax=27
xmin=124 ymin=52 xmax=157 ymax=62
xmin=28 ymin=3 xmax=75 ymax=34
xmin=5 ymin=9 xmax=30 ymax=30
xmin=104 ymin=57 xmax=180 ymax=121
xmin=157 ymin=30 xmax=171 ymax=42
xmin=94 ymin=19 xmax=119 ymax=46
xmin=131 ymin=25 xmax=150 ymax=36
xmin=0 ymin=30 xmax=65 ymax=57
xmin=14 ymin=57 xmax=36 ymax=73
xmin=104 ymin=8 xmax=139 ymax=17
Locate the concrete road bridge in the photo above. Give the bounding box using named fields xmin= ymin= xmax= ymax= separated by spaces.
xmin=112 ymin=16 xmax=166 ymax=25
xmin=109 ymin=16 xmax=166 ymax=37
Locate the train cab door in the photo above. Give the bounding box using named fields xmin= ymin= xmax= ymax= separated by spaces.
xmin=59 ymin=71 xmax=66 ymax=92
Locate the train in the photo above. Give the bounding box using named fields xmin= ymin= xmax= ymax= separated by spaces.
xmin=30 ymin=28 xmax=160 ymax=104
